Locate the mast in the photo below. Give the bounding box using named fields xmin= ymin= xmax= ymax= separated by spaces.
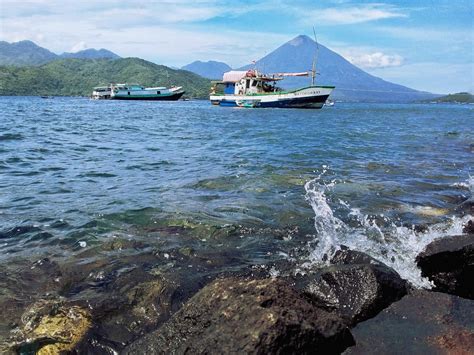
xmin=311 ymin=27 xmax=319 ymax=86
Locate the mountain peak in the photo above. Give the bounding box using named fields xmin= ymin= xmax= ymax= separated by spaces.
xmin=0 ymin=40 xmax=57 ymax=66
xmin=288 ymin=35 xmax=314 ymax=47
xmin=181 ymin=60 xmax=231 ymax=79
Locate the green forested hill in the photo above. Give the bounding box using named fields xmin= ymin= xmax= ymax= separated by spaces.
xmin=424 ymin=92 xmax=474 ymax=104
xmin=0 ymin=58 xmax=211 ymax=98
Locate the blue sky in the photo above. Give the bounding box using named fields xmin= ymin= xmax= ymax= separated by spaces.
xmin=0 ymin=0 xmax=473 ymax=93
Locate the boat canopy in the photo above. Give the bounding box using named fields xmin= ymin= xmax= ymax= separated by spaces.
xmin=222 ymin=71 xmax=248 ymax=83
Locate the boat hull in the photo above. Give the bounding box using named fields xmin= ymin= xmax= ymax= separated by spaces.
xmin=210 ymin=86 xmax=333 ymax=109
xmin=111 ymin=91 xmax=185 ymax=101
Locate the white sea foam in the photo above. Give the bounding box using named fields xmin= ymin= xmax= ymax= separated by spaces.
xmin=451 ymin=175 xmax=474 ymax=191
xmin=303 ymin=173 xmax=472 ymax=288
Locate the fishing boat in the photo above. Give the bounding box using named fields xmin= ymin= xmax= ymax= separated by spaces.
xmin=210 ymin=70 xmax=334 ymax=108
xmin=210 ymin=30 xmax=334 ymax=109
xmin=110 ymin=84 xmax=184 ymax=100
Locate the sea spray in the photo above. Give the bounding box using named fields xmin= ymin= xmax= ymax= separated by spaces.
xmin=302 ymin=173 xmax=473 ymax=288
xmin=303 ymin=172 xmax=346 ymax=263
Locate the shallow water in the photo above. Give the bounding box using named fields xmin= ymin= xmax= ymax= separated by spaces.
xmin=0 ymin=97 xmax=473 ymax=348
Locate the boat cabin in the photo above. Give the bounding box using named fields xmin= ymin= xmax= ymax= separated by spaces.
xmin=211 ymin=70 xmax=283 ymax=96
xmin=91 ymin=86 xmax=112 ymax=99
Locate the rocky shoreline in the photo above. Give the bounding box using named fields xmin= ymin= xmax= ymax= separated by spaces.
xmin=1 ymin=219 xmax=472 ymax=354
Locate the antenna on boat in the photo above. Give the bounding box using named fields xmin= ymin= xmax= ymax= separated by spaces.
xmin=311 ymin=27 xmax=319 ymax=86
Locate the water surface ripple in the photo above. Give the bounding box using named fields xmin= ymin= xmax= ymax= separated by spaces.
xmin=0 ymin=97 xmax=473 ymax=344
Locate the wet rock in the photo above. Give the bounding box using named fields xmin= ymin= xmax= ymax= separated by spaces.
xmin=4 ymin=300 xmax=91 ymax=354
xmin=455 ymin=198 xmax=474 ymax=216
xmin=330 ymin=247 xmax=380 ymax=266
xmin=0 ymin=258 xmax=63 ymax=341
xmin=416 ymin=234 xmax=474 ymax=299
xmin=344 ymin=290 xmax=474 ymax=354
xmin=123 ymin=277 xmax=354 ymax=354
xmin=302 ymin=258 xmax=408 ymax=326
xmin=463 ymin=219 xmax=474 ymax=234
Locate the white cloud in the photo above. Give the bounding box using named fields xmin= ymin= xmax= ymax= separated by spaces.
xmin=376 ymin=25 xmax=474 ymax=45
xmin=70 ymin=41 xmax=88 ymax=52
xmin=308 ymin=4 xmax=407 ymax=25
xmin=346 ymin=52 xmax=404 ymax=69
xmin=328 ymin=44 xmax=405 ymax=69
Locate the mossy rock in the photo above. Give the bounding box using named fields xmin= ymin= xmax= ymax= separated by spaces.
xmin=11 ymin=300 xmax=91 ymax=354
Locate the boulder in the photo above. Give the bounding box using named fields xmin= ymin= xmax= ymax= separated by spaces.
xmin=3 ymin=300 xmax=91 ymax=354
xmin=416 ymin=234 xmax=474 ymax=299
xmin=123 ymin=277 xmax=354 ymax=354
xmin=344 ymin=290 xmax=474 ymax=354
xmin=302 ymin=251 xmax=408 ymax=326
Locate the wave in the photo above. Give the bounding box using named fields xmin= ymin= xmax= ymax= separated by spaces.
xmin=302 ymin=170 xmax=472 ymax=288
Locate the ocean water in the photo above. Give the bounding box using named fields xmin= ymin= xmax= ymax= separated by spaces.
xmin=0 ymin=97 xmax=473 ymax=345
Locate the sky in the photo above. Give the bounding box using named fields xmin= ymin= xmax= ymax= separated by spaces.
xmin=0 ymin=0 xmax=473 ymax=94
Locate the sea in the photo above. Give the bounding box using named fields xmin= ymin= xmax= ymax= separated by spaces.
xmin=0 ymin=96 xmax=473 ymax=347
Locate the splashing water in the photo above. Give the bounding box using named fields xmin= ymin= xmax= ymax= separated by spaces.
xmin=303 ymin=174 xmax=472 ymax=288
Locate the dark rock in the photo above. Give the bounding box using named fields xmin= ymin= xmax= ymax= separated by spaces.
xmin=330 ymin=247 xmax=381 ymax=266
xmin=455 ymin=198 xmax=474 ymax=216
xmin=123 ymin=277 xmax=354 ymax=354
xmin=302 ymin=262 xmax=408 ymax=326
xmin=416 ymin=234 xmax=474 ymax=299
xmin=344 ymin=290 xmax=474 ymax=354
xmin=463 ymin=219 xmax=474 ymax=234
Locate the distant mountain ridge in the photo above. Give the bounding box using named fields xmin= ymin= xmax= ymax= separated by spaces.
xmin=0 ymin=40 xmax=120 ymax=66
xmin=59 ymin=48 xmax=120 ymax=60
xmin=183 ymin=35 xmax=437 ymax=102
xmin=181 ymin=61 xmax=231 ymax=79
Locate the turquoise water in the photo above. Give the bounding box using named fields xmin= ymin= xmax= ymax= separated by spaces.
xmin=0 ymin=97 xmax=473 ymax=347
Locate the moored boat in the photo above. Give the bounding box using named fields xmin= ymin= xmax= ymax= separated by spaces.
xmin=110 ymin=84 xmax=184 ymax=100
xmin=210 ymin=70 xmax=334 ymax=109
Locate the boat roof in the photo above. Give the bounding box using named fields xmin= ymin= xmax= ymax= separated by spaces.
xmin=222 ymin=71 xmax=248 ymax=83
xmin=221 ymin=70 xmax=284 ymax=83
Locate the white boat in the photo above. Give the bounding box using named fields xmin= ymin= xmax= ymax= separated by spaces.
xmin=110 ymin=84 xmax=184 ymax=100
xmin=91 ymin=86 xmax=111 ymax=100
xmin=210 ymin=70 xmax=334 ymax=109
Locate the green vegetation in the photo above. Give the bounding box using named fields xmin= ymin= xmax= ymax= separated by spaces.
xmin=425 ymin=92 xmax=474 ymax=104
xmin=0 ymin=58 xmax=211 ymax=98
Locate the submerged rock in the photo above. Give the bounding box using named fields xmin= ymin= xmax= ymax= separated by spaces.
xmin=302 ymin=250 xmax=408 ymax=326
xmin=345 ymin=290 xmax=474 ymax=354
xmin=0 ymin=258 xmax=63 ymax=342
xmin=4 ymin=300 xmax=91 ymax=354
xmin=123 ymin=277 xmax=354 ymax=354
xmin=416 ymin=234 xmax=474 ymax=299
